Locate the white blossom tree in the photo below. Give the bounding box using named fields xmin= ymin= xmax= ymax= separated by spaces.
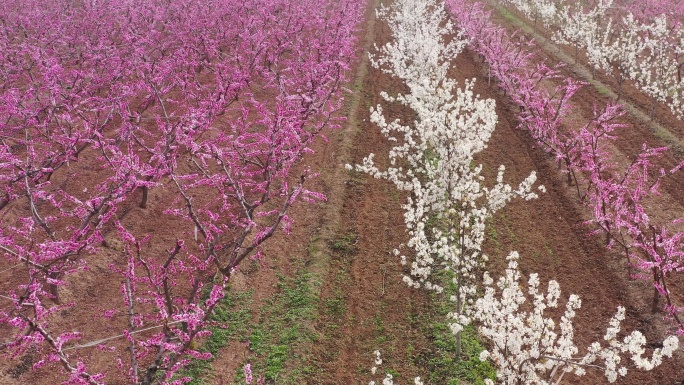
xmin=474 ymin=252 xmax=679 ymax=385
xmin=353 ymin=0 xmax=539 ymax=358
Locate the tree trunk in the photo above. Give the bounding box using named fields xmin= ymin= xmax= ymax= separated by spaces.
xmin=140 ymin=186 xmax=149 ymax=209
xmin=650 ymin=98 xmax=658 ymax=121
xmin=455 ymin=292 xmax=463 ymax=361
xmin=652 ymin=268 xmax=661 ymax=313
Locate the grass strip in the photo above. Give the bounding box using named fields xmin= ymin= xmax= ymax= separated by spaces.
xmin=179 ymin=289 xmax=253 ymax=385
xmin=420 ymin=270 xmax=497 ymax=385
xmin=232 ymin=271 xmax=320 ymax=385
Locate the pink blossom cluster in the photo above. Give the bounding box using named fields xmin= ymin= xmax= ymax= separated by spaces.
xmin=447 ymin=0 xmax=684 ymax=333
xmin=621 ymin=0 xmax=684 ymax=23
xmin=0 ymin=0 xmax=364 ymax=383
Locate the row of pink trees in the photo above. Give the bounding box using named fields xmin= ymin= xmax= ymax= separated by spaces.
xmin=0 ymin=0 xmax=364 ymax=383
xmin=447 ymin=0 xmax=684 ymax=333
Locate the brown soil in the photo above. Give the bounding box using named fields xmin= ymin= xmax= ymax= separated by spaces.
xmin=305 ymin=1 xmax=435 ymax=382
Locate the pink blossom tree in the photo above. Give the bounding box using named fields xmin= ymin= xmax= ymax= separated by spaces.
xmin=0 ymin=0 xmax=364 ymax=383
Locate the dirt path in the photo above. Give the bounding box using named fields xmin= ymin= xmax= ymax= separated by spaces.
xmin=305 ymin=0 xmax=437 ymax=382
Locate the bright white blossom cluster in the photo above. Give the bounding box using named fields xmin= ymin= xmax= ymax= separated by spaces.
xmin=360 ymin=0 xmax=680 ymax=383
xmin=368 ymin=351 xmax=424 ymax=385
xmin=503 ymin=0 xmax=684 ymax=118
xmin=474 ymin=252 xmax=679 ymax=384
xmin=501 ymin=0 xmax=557 ymax=27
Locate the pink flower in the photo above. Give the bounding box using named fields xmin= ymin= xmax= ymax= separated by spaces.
xmin=244 ymin=363 xmax=253 ymax=384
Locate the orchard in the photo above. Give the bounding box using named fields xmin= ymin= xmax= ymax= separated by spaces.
xmin=0 ymin=0 xmax=682 ymax=384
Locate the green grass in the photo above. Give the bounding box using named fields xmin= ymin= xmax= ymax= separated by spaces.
xmin=496 ymin=5 xmax=534 ymax=34
xmin=237 ymin=272 xmax=319 ymax=385
xmin=427 ymin=322 xmax=496 ymax=385
xmin=420 ymin=271 xmax=497 ymax=385
xmin=323 ymin=287 xmax=346 ymax=318
xmin=590 ymin=80 xmax=612 ymax=97
xmin=177 ymin=289 xmax=253 ymax=385
xmin=328 ymin=232 xmax=358 ymax=255
xmin=173 ymin=269 xmax=320 ymax=385
xmin=487 ymin=223 xmax=500 ymax=249
xmin=345 ymin=168 xmax=368 ymax=187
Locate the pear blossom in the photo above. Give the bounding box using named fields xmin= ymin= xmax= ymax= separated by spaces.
xmin=353 ymin=0 xmax=539 ymax=357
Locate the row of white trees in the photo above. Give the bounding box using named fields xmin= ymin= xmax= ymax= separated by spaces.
xmin=359 ymin=0 xmax=679 ymax=384
xmin=352 ymin=0 xmax=539 ymax=360
xmin=501 ymin=0 xmax=684 ymax=119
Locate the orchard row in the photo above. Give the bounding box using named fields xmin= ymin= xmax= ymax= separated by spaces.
xmin=0 ymin=0 xmax=363 ymax=383
xmin=363 ymin=0 xmax=680 ymax=384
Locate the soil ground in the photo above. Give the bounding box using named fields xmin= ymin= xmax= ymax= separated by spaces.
xmin=1 ymin=0 xmax=683 ymax=384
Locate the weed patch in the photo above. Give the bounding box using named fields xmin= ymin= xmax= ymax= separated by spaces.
xmin=415 ymin=271 xmax=496 ymax=385
xmin=238 ymin=272 xmax=319 ymax=384
xmin=329 ymin=232 xmax=359 ymax=256
xmin=177 ymin=289 xmax=253 ymax=385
